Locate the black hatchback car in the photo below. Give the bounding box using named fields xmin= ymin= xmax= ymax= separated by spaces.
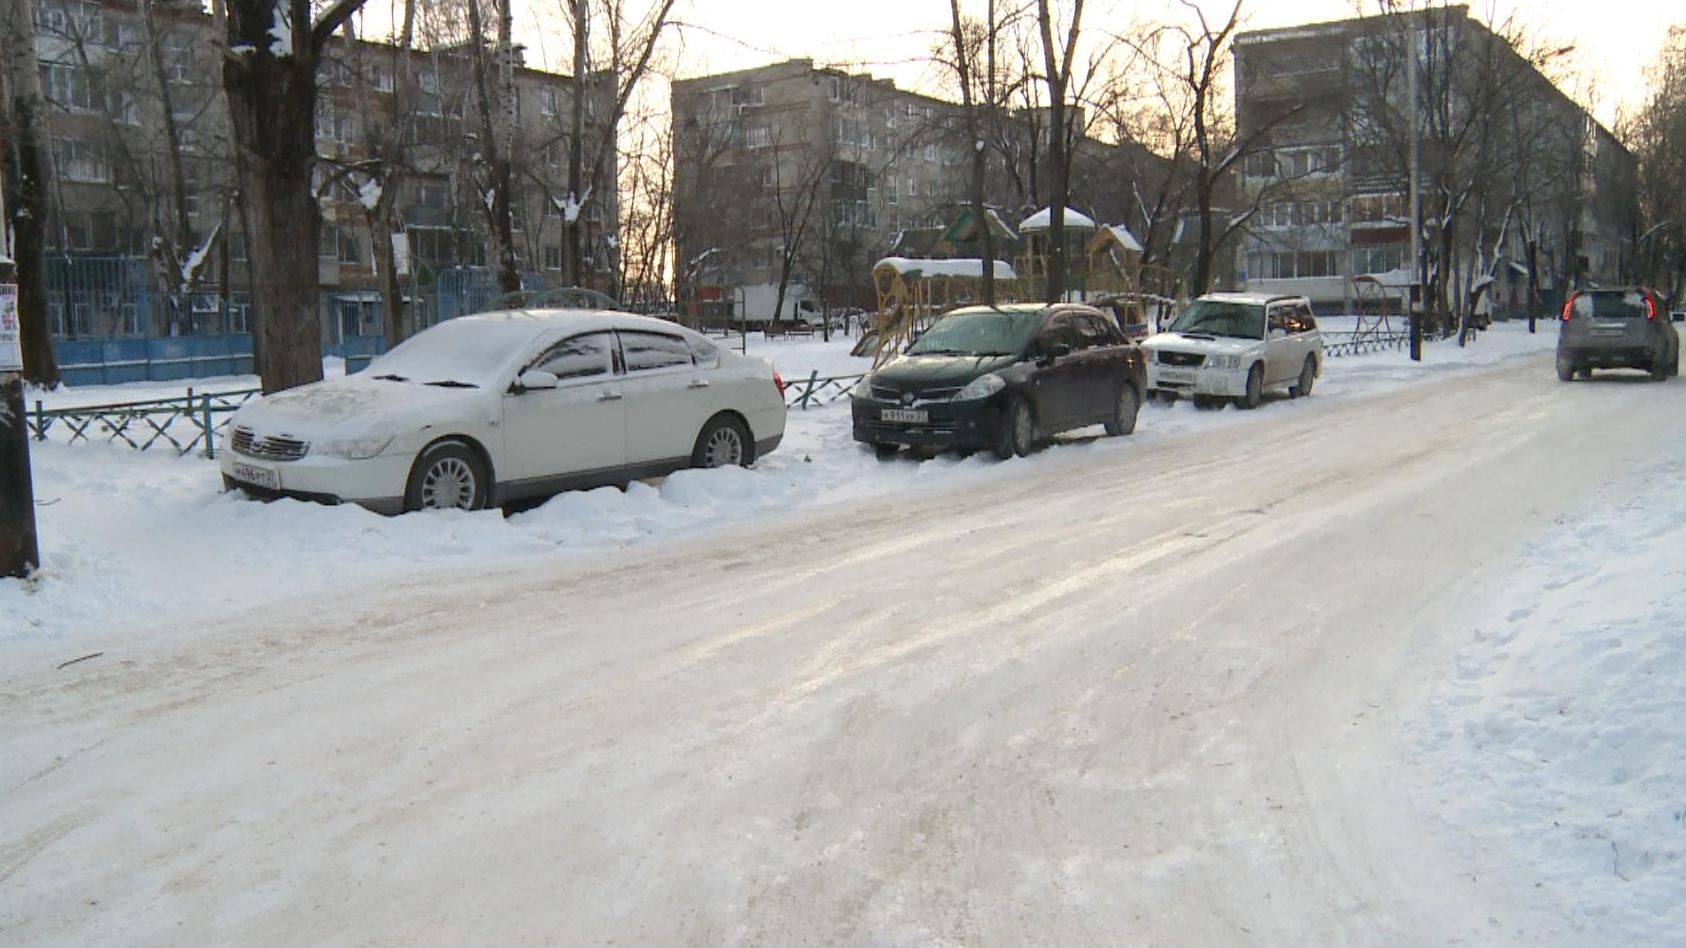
xmin=851 ymin=303 xmax=1148 ymax=458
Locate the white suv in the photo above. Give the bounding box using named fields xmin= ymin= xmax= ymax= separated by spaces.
xmin=1143 ymin=293 xmax=1323 ymax=409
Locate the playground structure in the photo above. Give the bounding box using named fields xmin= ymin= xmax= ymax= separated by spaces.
xmin=860 ymin=207 xmax=1188 ymax=363
xmin=860 ymin=257 xmax=1017 ymax=366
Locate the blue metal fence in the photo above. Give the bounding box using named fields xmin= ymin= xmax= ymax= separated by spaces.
xmin=51 ymin=333 xmax=394 ymax=386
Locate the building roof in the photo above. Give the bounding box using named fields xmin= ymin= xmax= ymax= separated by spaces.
xmin=1019 ymin=207 xmax=1098 ymax=232
xmin=874 ymin=257 xmax=1017 ymax=280
xmin=1090 ymin=224 xmax=1144 ymax=254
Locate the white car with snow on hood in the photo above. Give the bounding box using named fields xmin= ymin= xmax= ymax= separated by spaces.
xmin=1143 ymin=293 xmax=1322 ymax=409
xmin=220 ymin=311 xmax=787 ymax=514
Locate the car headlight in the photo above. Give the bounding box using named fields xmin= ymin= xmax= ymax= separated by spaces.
xmin=319 ymin=428 xmax=396 ymax=460
xmin=953 ymin=373 xmax=1005 ymax=400
xmin=1207 ymin=354 xmax=1240 ymax=370
xmin=851 ymin=376 xmax=873 ymax=399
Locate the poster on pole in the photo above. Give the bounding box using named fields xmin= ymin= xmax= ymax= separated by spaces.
xmin=0 ymin=283 xmax=22 ymax=372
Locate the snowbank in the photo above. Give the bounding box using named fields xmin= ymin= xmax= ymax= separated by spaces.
xmin=1410 ymin=448 xmax=1686 ymax=941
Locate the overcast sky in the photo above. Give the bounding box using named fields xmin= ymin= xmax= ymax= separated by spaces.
xmin=492 ymin=0 xmax=1675 ymax=127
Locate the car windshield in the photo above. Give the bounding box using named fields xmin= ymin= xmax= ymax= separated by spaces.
xmin=363 ymin=318 xmax=549 ymax=388
xmin=907 ymin=310 xmax=1042 ymax=357
xmin=1169 ymin=301 xmax=1267 ymax=339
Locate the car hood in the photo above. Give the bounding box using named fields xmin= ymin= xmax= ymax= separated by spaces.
xmin=1143 ymin=333 xmax=1263 ymax=356
xmin=871 ymin=353 xmax=1018 ymax=389
xmin=231 ymin=375 xmax=487 ymax=441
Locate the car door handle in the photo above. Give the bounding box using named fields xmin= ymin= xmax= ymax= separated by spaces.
xmin=687 ymin=379 xmax=710 ymax=389
xmin=598 ymin=390 xmax=623 ymax=402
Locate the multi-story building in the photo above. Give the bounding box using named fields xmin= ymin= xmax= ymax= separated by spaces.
xmin=1234 ymin=6 xmax=1637 ymax=315
xmin=671 ymin=58 xmax=972 ymax=320
xmin=28 ymin=0 xmax=615 ymax=352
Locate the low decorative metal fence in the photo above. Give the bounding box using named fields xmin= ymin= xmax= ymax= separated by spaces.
xmin=1321 ymin=329 xmax=1411 ymax=358
xmin=782 ymin=371 xmax=865 ymax=410
xmin=30 ymin=387 xmax=259 ymax=458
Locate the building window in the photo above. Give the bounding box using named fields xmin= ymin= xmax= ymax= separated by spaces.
xmin=373 ymin=62 xmax=394 ymax=93
xmin=40 ymin=62 xmax=99 ymax=112
xmin=418 ymin=180 xmax=448 ymax=209
xmin=885 ymin=175 xmax=897 ymax=204
xmin=51 ymin=138 xmax=110 ymax=183
xmin=338 ymin=227 xmax=360 ymax=265
xmin=746 ymin=125 xmax=771 ymax=149
xmin=543 ymin=244 xmax=562 ymax=270
xmin=540 ymin=87 xmax=560 ymax=118
xmin=418 ymin=70 xmax=441 ymax=116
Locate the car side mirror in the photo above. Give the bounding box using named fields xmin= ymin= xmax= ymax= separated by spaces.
xmin=1044 ymin=342 xmax=1073 ymax=361
xmin=513 ymin=368 xmax=559 ymax=393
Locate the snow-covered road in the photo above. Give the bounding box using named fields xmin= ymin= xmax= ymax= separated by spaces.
xmin=5 ymin=350 xmax=1683 ymax=943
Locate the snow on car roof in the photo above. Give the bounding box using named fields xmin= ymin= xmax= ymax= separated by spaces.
xmin=1197 ymin=291 xmax=1303 ymax=305
xmin=456 ymin=309 xmax=707 ymax=339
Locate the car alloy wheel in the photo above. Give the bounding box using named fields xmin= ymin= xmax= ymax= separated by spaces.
xmin=1292 ymin=356 xmax=1316 ymax=398
xmin=1556 ymin=358 xmax=1575 ymax=382
xmin=408 ymin=440 xmax=489 ymax=512
xmin=1010 ymin=398 xmax=1036 ymax=456
xmin=1239 ymin=364 xmax=1264 ymax=410
xmin=1106 ymin=384 xmax=1139 ymax=436
xmin=692 ymin=414 xmax=755 ymax=469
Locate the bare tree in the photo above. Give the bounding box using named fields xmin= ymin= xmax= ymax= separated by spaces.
xmin=944 ymin=0 xmax=1004 ymax=304
xmin=0 ymin=0 xmax=61 ymax=383
xmin=1035 ymin=0 xmax=1084 ymax=302
xmin=1626 ymin=26 xmax=1686 ymax=302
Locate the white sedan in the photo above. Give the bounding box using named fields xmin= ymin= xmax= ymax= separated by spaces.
xmin=220 ymin=311 xmax=788 ymax=513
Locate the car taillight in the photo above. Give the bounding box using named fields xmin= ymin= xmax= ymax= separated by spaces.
xmin=1561 ymin=293 xmax=1578 ymax=322
xmin=773 ymin=371 xmax=786 ymax=396
xmin=1643 ymin=291 xmax=1657 ymax=321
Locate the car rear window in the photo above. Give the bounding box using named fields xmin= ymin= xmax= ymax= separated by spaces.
xmin=1572 ymin=291 xmax=1649 ymax=319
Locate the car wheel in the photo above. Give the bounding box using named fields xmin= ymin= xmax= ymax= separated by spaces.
xmin=1652 ymin=356 xmax=1670 ymax=381
xmin=1238 ymin=364 xmax=1264 ymax=410
xmin=872 ymin=442 xmax=899 ymax=460
xmin=1105 ymin=384 xmax=1140 ymax=436
xmin=406 ymin=440 xmax=489 ymax=512
xmin=692 ymin=414 xmax=755 ymax=468
xmin=995 ymin=396 xmax=1035 ymax=459
xmin=1290 ymin=356 xmax=1316 ymax=398
xmin=1556 ymin=357 xmax=1574 ymax=381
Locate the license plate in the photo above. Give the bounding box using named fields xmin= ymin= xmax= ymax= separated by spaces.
xmin=881 ymin=408 xmax=928 ymax=424
xmin=231 ymin=461 xmax=280 ymax=490
xmin=1158 ymin=370 xmax=1195 ymax=384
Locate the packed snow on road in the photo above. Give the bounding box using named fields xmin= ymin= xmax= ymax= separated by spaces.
xmin=2 ymin=321 xmax=1683 ymax=943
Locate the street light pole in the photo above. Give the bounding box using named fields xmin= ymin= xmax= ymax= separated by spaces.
xmin=1407 ymin=17 xmax=1423 ymax=362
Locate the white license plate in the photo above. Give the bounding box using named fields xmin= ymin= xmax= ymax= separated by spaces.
xmin=881 ymin=408 xmax=928 ymax=424
xmin=231 ymin=461 xmax=280 ymax=490
xmin=1158 ymin=370 xmax=1195 ymax=384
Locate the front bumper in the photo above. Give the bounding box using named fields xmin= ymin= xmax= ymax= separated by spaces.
xmin=219 ymin=448 xmax=413 ymax=516
xmin=1147 ymin=362 xmax=1249 ymax=397
xmin=851 ymin=396 xmax=1005 ymax=450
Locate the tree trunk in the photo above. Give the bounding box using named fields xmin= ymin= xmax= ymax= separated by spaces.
xmin=222 ymin=0 xmax=326 ymax=394
xmin=0 ymin=0 xmax=62 ymax=386
xmin=567 ymin=1 xmax=589 ymax=286
xmin=465 ymin=0 xmax=520 ymax=295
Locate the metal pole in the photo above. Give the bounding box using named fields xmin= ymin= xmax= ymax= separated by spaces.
xmin=1407 ymin=18 xmax=1423 ymax=361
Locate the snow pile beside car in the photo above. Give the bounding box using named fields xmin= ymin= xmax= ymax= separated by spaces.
xmin=1410 ymin=450 xmax=1686 ymax=940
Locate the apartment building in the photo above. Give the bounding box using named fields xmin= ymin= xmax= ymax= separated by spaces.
xmin=28 ymin=0 xmax=615 ymax=345
xmin=671 ymin=58 xmax=973 ymax=319
xmin=1234 ymin=6 xmax=1637 ymax=315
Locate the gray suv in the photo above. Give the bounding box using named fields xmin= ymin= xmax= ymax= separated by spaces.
xmin=1556 ymin=288 xmax=1681 ymax=381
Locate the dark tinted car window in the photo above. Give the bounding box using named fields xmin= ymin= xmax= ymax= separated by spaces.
xmin=687 ymin=335 xmax=721 ymax=368
xmin=1073 ymin=313 xmax=1114 ymax=348
xmin=621 ymin=331 xmax=694 ymax=371
xmin=533 ymin=332 xmax=614 ymax=380
xmin=1287 ymin=304 xmax=1318 ymax=334
xmin=1037 ymin=314 xmax=1079 ymax=353
xmin=1572 ymin=290 xmax=1650 ymax=319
